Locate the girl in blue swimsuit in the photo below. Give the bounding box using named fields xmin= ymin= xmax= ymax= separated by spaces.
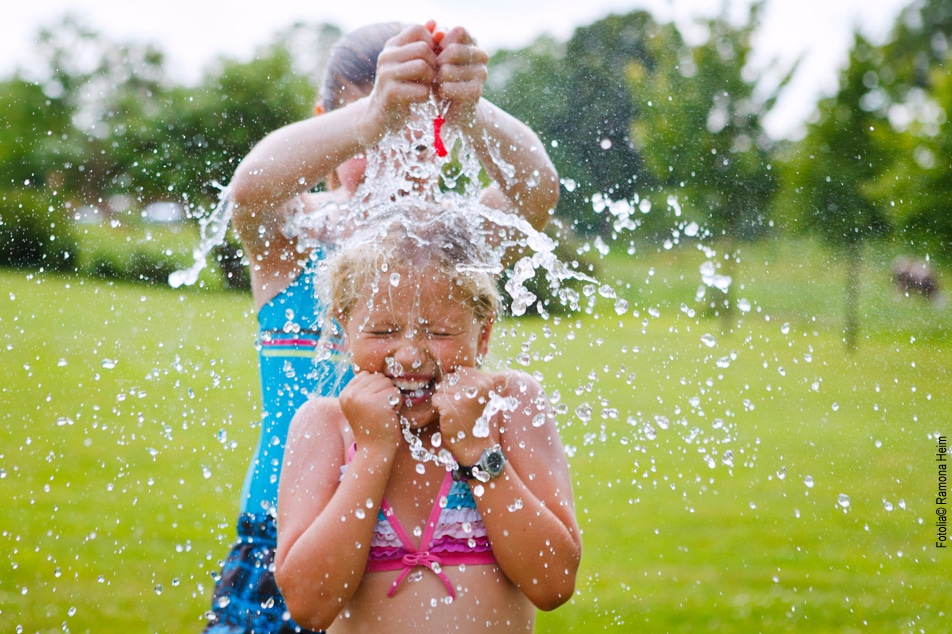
xmin=202 ymin=21 xmax=559 ymax=634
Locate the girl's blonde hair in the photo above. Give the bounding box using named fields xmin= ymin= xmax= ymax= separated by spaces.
xmin=325 ymin=202 xmax=501 ymax=326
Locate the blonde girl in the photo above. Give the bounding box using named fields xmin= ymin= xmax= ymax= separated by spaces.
xmin=275 ymin=205 xmax=580 ymax=632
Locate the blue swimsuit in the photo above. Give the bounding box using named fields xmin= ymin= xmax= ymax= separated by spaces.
xmin=204 ymin=251 xmax=351 ymax=634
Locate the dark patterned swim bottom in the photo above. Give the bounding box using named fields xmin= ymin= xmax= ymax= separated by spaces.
xmin=202 ymin=513 xmax=321 ymax=634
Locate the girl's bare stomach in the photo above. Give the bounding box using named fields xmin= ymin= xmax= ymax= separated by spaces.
xmin=328 ymin=564 xmax=535 ymax=633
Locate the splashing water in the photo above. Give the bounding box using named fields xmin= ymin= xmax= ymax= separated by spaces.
xmin=473 ymin=392 xmax=520 ymax=438
xmin=282 ymin=97 xmax=593 ymax=318
xmin=168 ymin=182 xmax=231 ymax=288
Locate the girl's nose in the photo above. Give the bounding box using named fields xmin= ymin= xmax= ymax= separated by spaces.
xmin=393 ymin=331 xmax=427 ymax=369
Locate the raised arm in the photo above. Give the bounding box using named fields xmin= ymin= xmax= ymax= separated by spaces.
xmin=275 ymin=369 xmax=409 ymax=631
xmin=436 ymin=26 xmax=559 ymax=233
xmin=228 ymin=24 xmax=441 ymax=306
xmin=435 ymin=370 xmax=581 ymax=610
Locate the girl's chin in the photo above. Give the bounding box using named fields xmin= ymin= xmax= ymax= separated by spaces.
xmin=399 ymin=406 xmax=438 ymax=431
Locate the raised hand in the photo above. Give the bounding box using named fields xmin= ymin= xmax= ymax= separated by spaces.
xmin=431 ymin=367 xmax=497 ymax=465
xmin=339 ymin=371 xmax=403 ymax=451
xmin=429 ymin=25 xmax=488 ymax=129
xmin=361 ymin=24 xmax=440 ymax=140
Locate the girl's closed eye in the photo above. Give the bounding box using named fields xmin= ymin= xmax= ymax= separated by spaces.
xmin=423 ymin=327 xmax=456 ymax=339
xmin=364 ymin=323 xmax=399 ymax=337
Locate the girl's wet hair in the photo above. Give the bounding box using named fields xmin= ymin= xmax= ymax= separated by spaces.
xmin=320 ymin=22 xmax=404 ymax=112
xmin=325 ymin=201 xmax=501 ymax=325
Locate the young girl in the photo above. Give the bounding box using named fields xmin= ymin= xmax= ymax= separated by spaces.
xmin=204 ymin=21 xmax=559 ymax=633
xmin=275 ymin=205 xmax=581 ymax=632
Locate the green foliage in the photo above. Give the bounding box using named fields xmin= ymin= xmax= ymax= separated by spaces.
xmin=0 ymin=189 xmax=78 ymax=271
xmin=629 ymin=4 xmax=779 ymax=242
xmin=486 ymin=13 xmax=657 ymax=235
xmin=776 ymin=36 xmax=892 ymax=250
xmin=0 ymin=77 xmax=73 ymax=191
xmin=865 ymin=0 xmax=952 ymax=261
xmin=166 ymin=46 xmax=316 ymax=206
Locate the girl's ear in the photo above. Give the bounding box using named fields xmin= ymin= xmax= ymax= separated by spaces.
xmin=477 ymin=314 xmax=494 ymax=359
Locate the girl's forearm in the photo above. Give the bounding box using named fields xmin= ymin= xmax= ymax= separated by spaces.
xmin=230 ymin=99 xmax=376 ymax=211
xmin=469 ymin=99 xmax=559 ymax=231
xmin=277 ymin=446 xmax=394 ymax=629
xmin=471 ymin=469 xmax=581 ymax=610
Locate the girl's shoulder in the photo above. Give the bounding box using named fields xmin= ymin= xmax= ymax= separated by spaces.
xmin=491 ymin=369 xmax=546 ymax=399
xmin=288 ymin=396 xmax=347 ymax=441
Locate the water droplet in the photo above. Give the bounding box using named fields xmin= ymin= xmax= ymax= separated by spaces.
xmin=575 ymin=404 xmax=592 ymax=422
xmin=776 ymin=466 xmax=787 ymax=480
xmin=614 ymin=298 xmax=629 ymax=315
xmin=389 ymin=272 xmax=401 ymax=287
xmin=837 ymin=493 xmax=851 ymax=510
xmin=737 ymin=298 xmax=751 ymax=313
xmin=508 ymin=498 xmax=524 ymax=512
xmin=355 ymin=508 xmax=366 ymax=519
xmin=101 ymin=358 xmax=117 ymax=369
xmin=883 ymin=499 xmax=893 ymax=512
xmin=721 ymin=450 xmax=734 ymax=467
xmin=154 ymin=584 xmax=163 ymax=595
xmin=804 ymin=475 xmax=815 ymax=488
xmin=701 ymin=333 xmax=717 ymax=348
xmin=415 ymin=463 xmax=426 ymax=475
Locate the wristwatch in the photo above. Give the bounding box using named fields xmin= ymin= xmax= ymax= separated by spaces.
xmin=453 ymin=445 xmax=507 ymax=483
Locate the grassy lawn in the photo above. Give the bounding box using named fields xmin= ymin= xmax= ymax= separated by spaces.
xmin=1 ymin=237 xmax=949 ymax=632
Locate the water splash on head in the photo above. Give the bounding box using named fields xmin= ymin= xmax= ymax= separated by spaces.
xmin=286 ymin=98 xmax=592 ymax=317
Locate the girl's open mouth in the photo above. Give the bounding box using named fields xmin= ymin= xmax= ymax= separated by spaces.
xmin=391 ymin=376 xmax=436 ymax=408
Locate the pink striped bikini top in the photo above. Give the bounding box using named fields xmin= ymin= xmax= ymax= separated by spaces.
xmin=345 ymin=444 xmax=496 ymax=599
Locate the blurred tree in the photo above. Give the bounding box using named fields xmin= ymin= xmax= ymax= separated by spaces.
xmin=165 ymin=40 xmax=322 ymax=210
xmin=486 ymin=12 xmax=657 ymax=237
xmin=869 ymin=59 xmax=952 ymax=262
xmin=776 ymin=35 xmax=892 ymax=349
xmin=867 ymin=0 xmax=952 ymax=260
xmin=880 ymin=0 xmax=952 ymax=96
xmin=629 ymin=2 xmax=783 ymax=323
xmin=0 ymin=77 xmax=78 ymax=270
xmin=0 ymin=77 xmax=72 ymax=192
xmin=31 ymin=14 xmax=172 ymax=210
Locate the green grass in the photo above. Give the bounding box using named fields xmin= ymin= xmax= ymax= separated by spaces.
xmin=1 ymin=237 xmax=949 ymax=632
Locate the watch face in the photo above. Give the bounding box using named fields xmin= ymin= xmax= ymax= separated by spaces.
xmin=484 ymin=450 xmax=505 ymax=473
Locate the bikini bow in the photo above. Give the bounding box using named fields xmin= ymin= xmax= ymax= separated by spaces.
xmin=387 ymin=550 xmax=456 ymax=599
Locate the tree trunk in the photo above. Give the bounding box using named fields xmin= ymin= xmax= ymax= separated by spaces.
xmin=844 ymin=240 xmax=861 ymax=351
